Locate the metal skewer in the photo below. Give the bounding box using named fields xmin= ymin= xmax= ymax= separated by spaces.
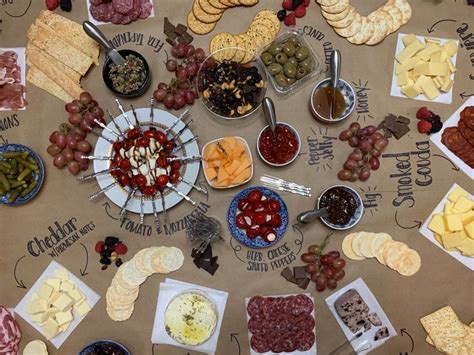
xmin=93 ymin=118 xmax=121 ymax=139
xmin=107 ymin=109 xmax=125 ymax=138
xmin=159 ymin=190 xmax=166 ymax=216
xmin=89 ymin=181 xmax=118 ymax=200
xmin=139 ymin=193 xmax=145 ymax=225
xmin=168 ymin=155 xmax=201 ymax=163
xmin=130 ymin=104 xmax=141 ymax=126
xmin=164 ymin=109 xmax=189 ymax=135
xmin=170 ymin=118 xmax=193 ymax=140
xmin=87 ymin=129 xmax=115 ymax=144
xmin=78 ymin=167 xmax=119 ymax=181
xmin=166 ymin=183 xmax=196 ymax=206
xmin=177 ymin=176 xmax=207 ymax=194
xmin=119 ymin=187 xmax=138 ymax=220
xmin=150 ymin=97 xmax=155 ymax=124
xmin=151 ymin=196 xmax=160 ymax=234
xmin=115 ymin=99 xmax=134 ymax=129
xmin=82 ymin=155 xmax=112 ymax=161
xmin=172 ymin=136 xmax=198 ymax=153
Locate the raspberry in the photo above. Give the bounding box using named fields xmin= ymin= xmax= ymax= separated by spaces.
xmin=303 ymin=0 xmax=310 ymax=6
xmin=294 ymin=5 xmax=306 ymax=17
xmin=45 ymin=0 xmax=59 ymax=11
xmin=282 ymin=0 xmax=293 ymax=11
xmin=284 ymin=12 xmax=296 ymax=26
xmin=115 ymin=243 xmax=128 ymax=255
xmin=416 ymin=106 xmax=432 ymax=120
xmin=417 ymin=120 xmax=432 ymax=134
xmin=95 ymin=241 xmax=105 ymax=253
xmin=292 ymin=0 xmax=303 ymax=9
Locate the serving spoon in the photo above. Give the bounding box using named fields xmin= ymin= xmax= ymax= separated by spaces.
xmin=83 ymin=21 xmax=126 ymax=66
xmin=262 ymin=97 xmax=278 ymax=142
xmin=329 ymin=49 xmax=341 ymax=120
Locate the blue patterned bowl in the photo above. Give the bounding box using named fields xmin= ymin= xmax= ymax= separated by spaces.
xmin=310 ymin=78 xmax=355 ymax=123
xmin=79 ymin=340 xmax=131 ymax=355
xmin=227 ymin=186 xmax=288 ymax=249
xmin=0 ymin=144 xmax=45 ymax=206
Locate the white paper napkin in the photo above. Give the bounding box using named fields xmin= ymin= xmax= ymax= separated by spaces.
xmin=151 ymin=278 xmax=228 ymax=354
xmin=14 ymin=260 xmax=100 ymax=348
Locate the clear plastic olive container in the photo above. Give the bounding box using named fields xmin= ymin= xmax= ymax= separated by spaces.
xmin=257 ymin=28 xmax=323 ymax=96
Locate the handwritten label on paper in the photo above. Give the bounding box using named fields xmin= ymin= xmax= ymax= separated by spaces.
xmin=0 ymin=113 xmax=20 ymax=132
xmin=306 ymin=127 xmax=335 ymax=171
xmin=381 ymin=141 xmax=432 ymax=208
xmin=352 ymin=80 xmax=373 ymax=122
xmin=456 ymin=23 xmax=474 ymax=80
xmin=162 ymin=201 xmax=210 ymax=236
xmin=359 ymin=186 xmax=382 ymax=216
xmin=26 ymin=218 xmax=96 ymax=258
xmin=110 ymin=31 xmax=164 ymax=54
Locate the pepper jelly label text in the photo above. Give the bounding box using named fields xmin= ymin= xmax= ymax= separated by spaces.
xmin=27 ymin=218 xmax=95 ymax=258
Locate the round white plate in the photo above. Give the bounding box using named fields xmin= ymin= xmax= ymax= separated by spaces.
xmin=93 ymin=108 xmax=199 ymax=214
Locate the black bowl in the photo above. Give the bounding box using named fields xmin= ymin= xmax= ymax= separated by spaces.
xmin=102 ymin=49 xmax=151 ymax=98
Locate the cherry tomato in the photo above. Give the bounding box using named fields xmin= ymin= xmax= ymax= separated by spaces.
xmin=157 ymin=174 xmax=169 ymax=187
xmin=236 ymin=213 xmax=247 ymax=229
xmin=110 ymin=168 xmax=121 ymax=177
xmin=113 ymin=154 xmax=123 ymax=164
xmin=170 ymin=171 xmax=180 ymax=183
xmin=248 ymin=190 xmax=263 ymax=203
xmin=144 ymin=130 xmax=155 ymax=139
xmin=268 ymin=213 xmax=282 ymax=227
xmin=143 ymin=186 xmax=154 ymax=196
xmin=149 ymin=185 xmax=158 ymax=196
xmin=119 ymin=159 xmax=131 ymax=171
xmin=127 ymin=128 xmax=140 ymax=139
xmin=157 ymin=157 xmax=168 ymax=168
xmin=164 ymin=141 xmax=175 ymax=151
xmin=268 ymin=199 xmax=281 ymax=212
xmin=171 ymin=161 xmax=181 ymax=171
xmin=253 ymin=212 xmax=266 ymax=225
xmin=246 ymin=225 xmax=261 ymax=239
xmin=137 ymin=137 xmax=150 ymax=147
xmin=154 ymin=131 xmax=168 ymax=144
xmin=252 ymin=201 xmax=267 ymax=212
xmin=112 ymin=141 xmax=123 ymax=152
xmin=133 ymin=174 xmax=147 ymax=187
xmin=238 ymin=199 xmax=249 ymax=211
xmin=118 ymin=173 xmax=130 ymax=186
xmin=262 ymin=228 xmax=277 ymax=242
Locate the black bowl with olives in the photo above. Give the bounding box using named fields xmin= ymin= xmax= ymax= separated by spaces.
xmin=257 ymin=29 xmax=322 ymax=95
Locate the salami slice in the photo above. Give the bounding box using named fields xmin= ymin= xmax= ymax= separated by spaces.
xmin=248 ymin=318 xmax=264 ymax=335
xmin=296 ymin=313 xmax=316 ymax=331
xmin=247 ymin=296 xmax=265 ymax=318
xmin=129 ymin=0 xmax=142 ymax=20
xmin=442 ymin=127 xmax=467 ymax=152
xmin=121 ymin=15 xmax=132 ymax=25
xmin=290 ymin=294 xmax=314 ymax=316
xmin=458 ymin=120 xmax=474 ymax=145
xmin=460 ymin=106 xmax=474 ymax=130
xmin=298 ymin=331 xmax=316 ymax=351
xmin=283 ymin=295 xmax=295 ymax=314
xmin=113 ymin=0 xmax=133 ymax=14
xmin=250 ymin=334 xmax=270 ymax=353
xmin=139 ymin=0 xmax=153 ymax=19
xmin=111 ymin=12 xmax=125 ymax=24
xmin=90 ymin=3 xmax=114 ymax=22
xmin=268 ymin=336 xmax=284 ymax=353
xmin=91 ymin=0 xmax=104 ymax=5
xmin=271 ymin=296 xmax=284 ymax=313
xmin=281 ymin=333 xmax=299 ymax=352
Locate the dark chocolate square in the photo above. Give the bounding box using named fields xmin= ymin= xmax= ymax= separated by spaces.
xmin=175 ymin=24 xmax=188 ymax=35
xmin=293 ymin=266 xmax=307 ymax=281
xmin=297 ymin=277 xmax=311 ymax=290
xmin=280 ymin=267 xmax=297 ymax=284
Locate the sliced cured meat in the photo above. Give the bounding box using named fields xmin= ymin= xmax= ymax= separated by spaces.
xmin=460 ymin=106 xmax=474 ymax=130
xmin=271 ymin=296 xmax=284 ymax=313
xmin=283 ymin=295 xmax=295 ymax=314
xmin=296 ymin=313 xmax=316 ymax=331
xmin=270 ymin=314 xmax=291 ymax=335
xmin=0 ymin=50 xmax=27 ymax=110
xmin=250 ymin=334 xmax=270 ymax=353
xmin=121 ymin=15 xmax=132 ymax=25
xmin=113 ymin=0 xmax=133 ymax=14
xmin=281 ymin=333 xmax=299 ymax=352
xmin=247 ymin=296 xmax=265 ymax=318
xmin=90 ymin=3 xmax=114 ymax=22
xmin=248 ymin=318 xmax=264 ymax=335
xmin=298 ymin=331 xmax=315 ymax=351
xmin=290 ymin=294 xmax=314 ymax=316
xmin=111 ymin=12 xmax=125 ymax=24
xmin=139 ymin=0 xmax=153 ymax=19
xmin=0 ymin=306 xmax=21 ymax=352
xmin=458 ymin=119 xmax=474 ymax=145
xmin=90 ymin=0 xmax=104 ymax=5
xmin=129 ymin=0 xmax=142 ymax=20
xmin=268 ymin=336 xmax=284 ymax=353
xmin=442 ymin=127 xmax=468 ymax=152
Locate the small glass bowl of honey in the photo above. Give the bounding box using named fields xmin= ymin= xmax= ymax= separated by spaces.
xmin=310 ymin=78 xmax=355 ymax=123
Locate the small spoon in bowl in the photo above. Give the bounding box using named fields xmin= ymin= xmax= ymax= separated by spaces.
xmin=262 ymin=97 xmax=278 ymax=143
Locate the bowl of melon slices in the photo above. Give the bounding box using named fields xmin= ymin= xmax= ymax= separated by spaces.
xmin=202 ymin=136 xmax=253 ymax=189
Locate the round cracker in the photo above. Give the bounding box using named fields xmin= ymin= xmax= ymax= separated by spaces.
xmin=232 ymin=34 xmax=247 ymax=63
xmin=106 ymin=286 xmax=138 ymax=306
xmin=114 ymin=263 xmax=139 ymax=290
xmin=247 ymin=24 xmax=273 ymax=52
xmin=251 ymin=17 xmax=279 ymax=37
xmin=372 ymin=233 xmax=392 ymax=254
xmin=375 ymin=239 xmax=393 ymax=265
xmin=327 ymin=8 xmax=357 ymax=28
xmin=198 ymin=0 xmax=224 ymax=15
xmin=151 ymin=247 xmax=184 ymax=274
xmin=350 ymin=232 xmax=366 ymax=257
xmin=107 ymin=304 xmax=134 ymax=322
xmin=122 ymin=261 xmax=147 ymax=286
xmin=210 ymin=33 xmax=237 ymax=60
xmin=252 ymin=10 xmax=280 ymax=33
xmin=322 ymin=5 xmax=352 ymax=21
xmin=321 ymin=0 xmax=349 ymax=14
xmin=381 ymin=3 xmax=403 ymax=33
xmin=318 ymin=0 xmax=339 ymax=6
xmin=366 ymin=10 xmax=392 ymax=45
xmin=219 ymin=0 xmax=235 ymax=7
xmin=187 ymin=11 xmax=217 ymax=35
xmin=384 ymin=241 xmax=408 ymax=269
xmin=193 ymin=0 xmax=222 ymax=23
xmin=240 ymin=0 xmax=259 ymax=5
xmin=347 ymin=17 xmax=374 ymax=45
xmin=209 ymin=0 xmax=229 ymax=9
xmin=342 ymin=233 xmax=365 ymax=260
xmin=396 ymin=249 xmax=421 ymax=276
xmin=360 ymin=233 xmax=377 ymax=258
xmin=334 ymin=13 xmax=361 ymax=38
xmin=392 ymin=0 xmax=412 ymax=25
xmin=240 ymin=34 xmax=257 ymax=64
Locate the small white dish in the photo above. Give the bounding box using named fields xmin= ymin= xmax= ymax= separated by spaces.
xmin=257 ymin=122 xmax=301 ymax=167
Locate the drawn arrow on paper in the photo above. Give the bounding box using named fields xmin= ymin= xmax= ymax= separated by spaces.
xmin=401 ymin=328 xmax=415 ymax=353
xmin=427 ymin=19 xmax=457 ymax=33
xmin=394 ymin=210 xmax=422 ymax=230
xmin=5 ymin=0 xmax=32 ymax=18
xmin=230 ymin=333 xmax=241 ymax=355
xmin=102 ymin=201 xmax=119 ymax=220
xmin=292 ymin=224 xmax=305 ymax=256
xmin=460 ymin=92 xmax=474 ymax=100
xmin=79 ymin=243 xmax=89 ymax=277
xmin=433 ymin=154 xmax=460 ymax=171
xmin=14 ymin=255 xmax=27 ymax=289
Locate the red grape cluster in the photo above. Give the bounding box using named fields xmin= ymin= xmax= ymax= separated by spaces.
xmin=337 ymin=122 xmax=389 ymax=182
xmin=65 ymin=92 xmax=106 ymax=132
xmin=153 ymin=43 xmax=211 ymax=110
xmin=47 ymin=123 xmax=92 ymax=175
xmin=300 ymin=234 xmax=346 ymax=292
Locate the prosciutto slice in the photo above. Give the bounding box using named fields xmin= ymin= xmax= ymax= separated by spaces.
xmin=0 ymin=306 xmax=21 ymax=354
xmin=0 ymin=50 xmax=27 ymax=110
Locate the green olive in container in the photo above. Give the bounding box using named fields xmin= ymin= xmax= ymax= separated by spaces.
xmin=257 ymin=28 xmax=323 ymax=95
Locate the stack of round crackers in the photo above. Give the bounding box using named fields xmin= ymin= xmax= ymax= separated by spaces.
xmin=209 ymin=10 xmax=280 ymax=64
xmin=106 ymin=246 xmax=184 ymax=322
xmin=342 ymin=232 xmax=421 ymax=276
xmin=187 ymin=0 xmax=260 ymax=35
xmin=317 ymin=0 xmax=412 ymax=45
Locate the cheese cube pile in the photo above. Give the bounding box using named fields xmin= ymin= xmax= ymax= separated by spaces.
xmin=25 ymin=268 xmax=91 ymax=340
xmin=395 ymin=34 xmax=457 ymax=100
xmin=428 ymin=186 xmax=474 ymax=257
xmin=203 ymin=137 xmax=252 ymax=188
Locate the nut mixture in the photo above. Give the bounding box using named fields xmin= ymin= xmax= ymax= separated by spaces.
xmin=95 ymin=236 xmax=128 ymax=270
xmin=108 ymin=54 xmax=147 ymax=94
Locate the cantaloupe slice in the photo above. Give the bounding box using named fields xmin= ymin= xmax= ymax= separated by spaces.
xmin=207 ymin=160 xmax=222 ymax=168
xmin=204 ymin=143 xmax=217 ymax=160
xmin=225 ymin=159 xmax=241 ymax=175
xmin=232 ymin=167 xmax=251 ymax=184
xmin=205 ymin=167 xmax=217 ymax=181
xmin=233 ymin=157 xmax=251 ymax=176
xmin=223 ymin=137 xmax=236 ymax=150
xmin=217 ymin=167 xmax=229 ymax=183
xmin=232 ymin=142 xmax=246 ymax=158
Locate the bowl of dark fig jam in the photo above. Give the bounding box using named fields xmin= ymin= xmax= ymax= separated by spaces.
xmin=317 ymin=185 xmax=363 ymax=230
xmin=257 ymin=122 xmax=301 ymax=167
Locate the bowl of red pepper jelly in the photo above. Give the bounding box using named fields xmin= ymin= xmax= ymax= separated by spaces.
xmin=257 ymin=123 xmax=301 ymax=167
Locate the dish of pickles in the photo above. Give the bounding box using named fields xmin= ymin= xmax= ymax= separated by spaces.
xmin=258 ymin=30 xmax=322 ymax=95
xmin=0 ymin=144 xmax=45 ymax=205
